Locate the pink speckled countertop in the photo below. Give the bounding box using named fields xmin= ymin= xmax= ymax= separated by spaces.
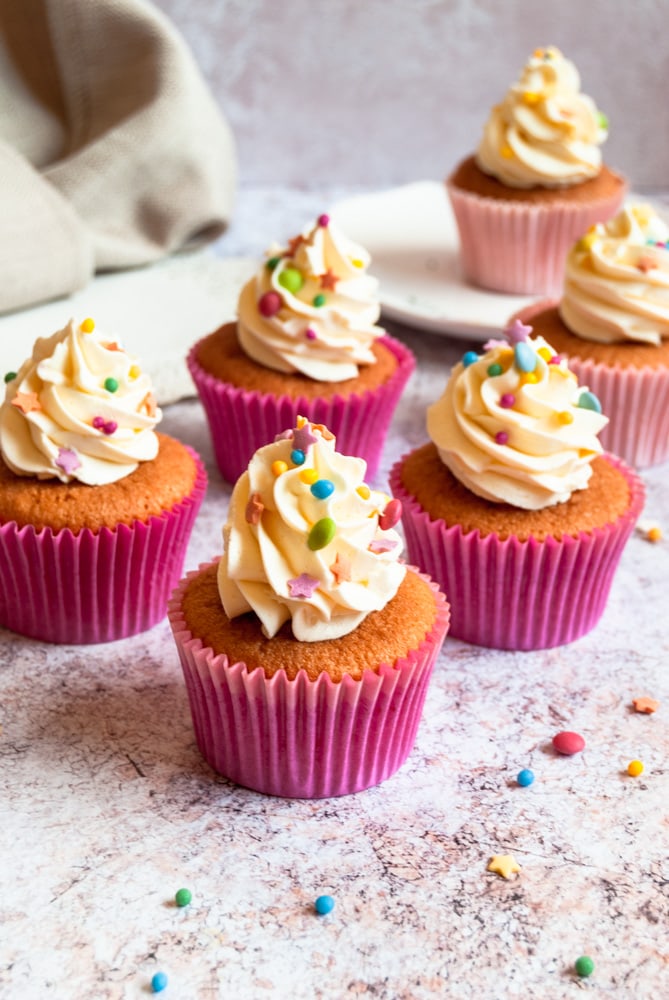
xmin=1 ymin=190 xmax=668 ymax=1000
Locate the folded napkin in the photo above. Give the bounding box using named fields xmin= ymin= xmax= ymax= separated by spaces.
xmin=0 ymin=0 xmax=236 ymax=314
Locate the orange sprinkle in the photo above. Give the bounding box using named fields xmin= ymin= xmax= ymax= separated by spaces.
xmin=632 ymin=697 xmax=659 ymax=714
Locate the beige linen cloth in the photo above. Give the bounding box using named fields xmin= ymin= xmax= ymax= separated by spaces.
xmin=0 ymin=0 xmax=236 ymax=314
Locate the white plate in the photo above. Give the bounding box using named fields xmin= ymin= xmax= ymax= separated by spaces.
xmin=330 ymin=181 xmax=536 ymax=340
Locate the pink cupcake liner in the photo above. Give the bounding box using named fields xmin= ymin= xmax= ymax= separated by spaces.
xmin=187 ymin=334 xmax=415 ymax=483
xmin=0 ymin=448 xmax=207 ymax=644
xmin=513 ymin=300 xmax=669 ymax=469
xmin=446 ymin=177 xmax=626 ymax=296
xmin=390 ymin=454 xmax=644 ymax=651
xmin=167 ymin=564 xmax=450 ymax=798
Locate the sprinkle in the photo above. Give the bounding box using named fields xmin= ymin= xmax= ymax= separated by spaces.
xmin=317 ymin=214 xmax=330 ymax=227
xmin=311 ymin=479 xmax=335 ymax=500
xmin=128 ymin=364 xmax=140 ymax=379
xmin=495 ymin=431 xmax=509 ymax=445
xmin=104 ymin=341 xmax=122 ymax=352
xmin=575 ymin=956 xmax=594 ymax=978
xmin=537 ymin=347 xmax=552 ymax=362
xmin=517 ymin=769 xmax=534 ymax=787
xmin=462 ymin=350 xmax=479 ymax=367
xmin=552 ymin=731 xmax=585 ymax=756
xmin=275 ymin=429 xmax=293 ymax=441
xmin=266 ymin=255 xmax=281 ymax=271
xmin=103 ymin=421 xmax=117 ymax=435
xmin=245 ymin=492 xmax=264 ymax=525
xmin=369 ymin=538 xmax=398 ymax=553
xmin=286 ymin=233 xmax=306 ymax=256
xmin=637 ymin=254 xmax=657 ymax=273
xmin=291 ymin=449 xmax=305 ymax=466
xmin=330 ymin=552 xmax=351 ymax=584
xmin=142 ymin=392 xmax=158 ymax=417
xmin=576 ymin=390 xmax=602 ymax=413
xmin=356 ymin=484 xmax=371 ymax=500
xmin=487 ymin=363 xmax=503 ymax=377
xmin=55 ymin=447 xmax=81 ymax=475
xmin=379 ymin=498 xmax=402 ymax=531
xmin=11 ymin=391 xmax=41 ymax=413
xmin=314 ymin=894 xmax=335 ymax=915
xmin=151 ymin=972 xmax=168 ymax=993
xmin=175 ymin=888 xmax=192 ymax=907
xmin=292 ymin=422 xmax=318 ymax=452
xmin=311 ymin=422 xmax=335 ymax=441
xmin=305 ymin=327 xmax=317 ymax=340
xmin=557 ymin=411 xmax=574 ymax=425
xmin=307 ymin=517 xmax=336 ymax=551
xmin=548 ymin=355 xmax=563 ymax=365
xmin=522 ymin=91 xmax=541 ymax=104
xmin=632 ymin=696 xmax=659 ymax=714
xmin=505 ymin=318 xmax=533 ymax=344
xmin=598 ymin=110 xmax=609 ymax=130
xmin=288 ymin=573 xmax=320 ymax=599
xmin=271 ymin=460 xmax=288 ymax=477
xmin=259 ymin=290 xmax=282 ymax=317
xmin=514 ymin=341 xmax=537 ymax=373
xmin=519 ymin=371 xmax=538 ymax=385
xmin=487 ymin=854 xmax=521 ymax=879
xmin=627 ymin=759 xmax=644 ymax=777
xmin=351 ymin=257 xmax=364 ymax=268
xmin=299 ymin=468 xmax=319 ymax=485
xmin=647 ymin=526 xmax=663 ymax=542
xmin=500 ymin=393 xmax=515 ymax=409
xmin=80 ymin=317 xmax=95 ymax=333
xmin=278 ymin=266 xmax=304 ymax=294
xmin=576 ymin=230 xmax=597 ymax=251
xmin=312 ymin=293 xmax=327 ymax=307
xmin=104 ymin=377 xmax=119 ymax=393
xmin=500 ymin=144 xmax=514 ymax=159
xmin=319 ymin=268 xmax=339 ymax=290
xmin=4 ymin=371 xmax=17 ymax=383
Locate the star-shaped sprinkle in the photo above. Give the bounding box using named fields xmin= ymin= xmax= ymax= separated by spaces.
xmin=483 ymin=338 xmax=507 ymax=352
xmin=369 ymin=538 xmax=398 ymax=554
xmin=637 ymin=254 xmax=657 ymax=273
xmin=319 ymin=268 xmax=339 ymax=291
xmin=487 ymin=854 xmax=521 ymax=880
xmin=11 ymin=391 xmax=41 ymax=414
xmin=504 ymin=318 xmax=533 ymax=344
xmin=292 ymin=422 xmax=318 ymax=452
xmin=287 ymin=573 xmax=320 ymax=599
xmin=330 ymin=552 xmax=351 ymax=584
xmin=103 ymin=341 xmax=123 ymax=352
xmin=55 ymin=447 xmax=81 ymax=475
xmin=141 ymin=392 xmax=157 ymax=417
xmin=311 ymin=422 xmax=334 ymax=441
xmin=286 ymin=233 xmax=306 ymax=257
xmin=632 ymin=697 xmax=660 ymax=714
xmin=245 ymin=492 xmax=264 ymax=525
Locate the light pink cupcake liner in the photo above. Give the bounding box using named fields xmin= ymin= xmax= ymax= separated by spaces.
xmin=187 ymin=334 xmax=415 ymax=483
xmin=513 ymin=300 xmax=669 ymax=469
xmin=167 ymin=563 xmax=450 ymax=798
xmin=446 ymin=178 xmax=626 ymax=297
xmin=390 ymin=454 xmax=644 ymax=651
xmin=0 ymin=448 xmax=207 ymax=645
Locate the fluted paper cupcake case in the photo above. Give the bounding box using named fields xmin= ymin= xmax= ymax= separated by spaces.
xmin=390 ymin=454 xmax=644 ymax=651
xmin=513 ymin=300 xmax=669 ymax=469
xmin=0 ymin=448 xmax=207 ymax=644
xmin=446 ymin=180 xmax=626 ymax=297
xmin=187 ymin=334 xmax=415 ymax=483
xmin=168 ymin=564 xmax=450 ymax=799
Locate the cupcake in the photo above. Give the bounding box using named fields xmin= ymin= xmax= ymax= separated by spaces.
xmin=390 ymin=319 xmax=644 ymax=650
xmin=447 ymin=46 xmax=626 ymax=296
xmin=168 ymin=417 xmax=449 ymax=798
xmin=188 ymin=213 xmax=414 ymax=483
xmin=512 ymin=203 xmax=669 ymax=467
xmin=0 ymin=317 xmax=206 ymax=644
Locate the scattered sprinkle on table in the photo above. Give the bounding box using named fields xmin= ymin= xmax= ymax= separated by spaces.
xmin=517 ymin=768 xmax=535 ymax=787
xmin=552 ymin=731 xmax=585 ymax=756
xmin=314 ymin=895 xmax=335 ymax=915
xmin=633 ymin=696 xmax=660 ymax=714
xmin=627 ymin=760 xmax=644 ymax=777
xmin=151 ymin=971 xmax=168 ymax=993
xmin=487 ymin=854 xmax=521 ymax=879
xmin=175 ymin=888 xmax=192 ymax=907
xmin=574 ymin=955 xmax=594 ymax=978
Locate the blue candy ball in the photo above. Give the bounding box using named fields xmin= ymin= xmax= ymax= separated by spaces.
xmin=517 ymin=768 xmax=535 ymax=787
xmin=151 ymin=971 xmax=168 ymax=993
xmin=462 ymin=351 xmax=479 ymax=367
xmin=311 ymin=479 xmax=335 ymax=500
xmin=314 ymin=894 xmax=335 ymax=915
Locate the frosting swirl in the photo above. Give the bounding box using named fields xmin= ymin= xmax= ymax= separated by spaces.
xmin=426 ymin=319 xmax=608 ymax=509
xmin=560 ymin=204 xmax=669 ymax=345
xmin=218 ymin=418 xmax=406 ymax=641
xmin=476 ymin=46 xmax=607 ymax=189
xmin=0 ymin=317 xmax=161 ymax=485
xmin=236 ymin=214 xmax=384 ymax=382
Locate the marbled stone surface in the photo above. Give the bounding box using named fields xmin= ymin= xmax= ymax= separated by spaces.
xmin=1 ymin=192 xmax=668 ymax=1000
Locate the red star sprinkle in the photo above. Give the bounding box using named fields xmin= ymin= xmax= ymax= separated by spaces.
xmin=330 ymin=552 xmax=351 ymax=584
xmin=11 ymin=391 xmax=41 ymax=414
xmin=286 ymin=234 xmax=306 ymax=257
xmin=319 ymin=268 xmax=339 ymax=291
xmin=245 ymin=492 xmax=264 ymax=525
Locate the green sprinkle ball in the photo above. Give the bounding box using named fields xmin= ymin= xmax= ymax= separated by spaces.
xmin=104 ymin=377 xmax=119 ymax=393
xmin=278 ymin=267 xmax=305 ymax=294
xmin=313 ymin=293 xmax=327 ymax=308
xmin=175 ymin=888 xmax=192 ymax=908
xmin=265 ymin=256 xmax=282 ymax=271
xmin=575 ymin=956 xmax=594 ymax=978
xmin=4 ymin=371 xmax=17 ymax=383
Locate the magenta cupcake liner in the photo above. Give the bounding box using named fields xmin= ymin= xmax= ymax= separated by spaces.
xmin=446 ymin=177 xmax=626 ymax=297
xmin=0 ymin=448 xmax=207 ymax=644
xmin=167 ymin=564 xmax=449 ymax=798
xmin=187 ymin=334 xmax=415 ymax=483
xmin=512 ymin=300 xmax=669 ymax=469
xmin=390 ymin=454 xmax=644 ymax=651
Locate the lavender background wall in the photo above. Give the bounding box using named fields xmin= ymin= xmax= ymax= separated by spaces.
xmin=154 ymin=0 xmax=668 ymax=193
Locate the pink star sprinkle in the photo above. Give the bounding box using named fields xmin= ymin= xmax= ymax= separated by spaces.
xmin=369 ymin=538 xmax=398 ymax=553
xmin=504 ymin=318 xmax=533 ymax=344
xmin=292 ymin=422 xmax=318 ymax=452
xmin=55 ymin=448 xmax=81 ymax=475
xmin=288 ymin=574 xmax=320 ymax=599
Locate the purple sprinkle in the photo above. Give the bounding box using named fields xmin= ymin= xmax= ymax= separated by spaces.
xmin=102 ymin=420 xmax=117 ymax=435
xmin=92 ymin=416 xmax=105 ymax=429
xmin=274 ymin=429 xmax=294 ymax=442
xmin=500 ymin=393 xmax=516 ymax=409
xmin=305 ymin=327 xmax=317 ymax=340
xmin=495 ymin=431 xmax=509 ymax=445
xmin=318 ymin=214 xmax=330 ymax=227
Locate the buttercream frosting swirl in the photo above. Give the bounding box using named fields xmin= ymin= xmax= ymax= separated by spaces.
xmin=476 ymin=46 xmax=607 ymax=189
xmin=426 ymin=319 xmax=608 ymax=509
xmin=236 ymin=214 xmax=384 ymax=382
xmin=218 ymin=418 xmax=406 ymax=641
xmin=0 ymin=317 xmax=161 ymax=485
xmin=560 ymin=204 xmax=669 ymax=345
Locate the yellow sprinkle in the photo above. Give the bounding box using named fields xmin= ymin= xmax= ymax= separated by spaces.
xmin=520 ymin=372 xmax=538 ymax=385
xmin=296 ymin=415 xmax=308 ymax=428
xmin=356 ymin=484 xmax=371 ymax=500
xmin=533 ymin=48 xmax=544 ymax=58
xmin=129 ymin=364 xmax=140 ymax=379
xmin=80 ymin=317 xmax=95 ymax=333
xmin=558 ymin=411 xmax=574 ymax=425
xmin=299 ymin=469 xmax=318 ymax=485
xmin=523 ymin=91 xmax=541 ymax=104
xmin=537 ymin=347 xmax=553 ymax=362
xmin=627 ymin=760 xmax=644 ymax=777
xmin=647 ymin=526 xmax=663 ymax=543
xmin=351 ymin=258 xmax=364 ymax=268
xmin=500 ymin=144 xmax=514 ymax=159
xmin=271 ymin=460 xmax=288 ymax=477
xmin=576 ymin=231 xmax=597 ymax=251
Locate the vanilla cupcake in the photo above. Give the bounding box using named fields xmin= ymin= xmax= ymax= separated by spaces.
xmin=0 ymin=317 xmax=206 ymax=643
xmin=168 ymin=418 xmax=449 ymax=798
xmin=390 ymin=319 xmax=644 ymax=650
xmin=447 ymin=46 xmax=626 ymax=295
xmin=513 ymin=203 xmax=669 ymax=466
xmin=188 ymin=214 xmax=414 ymax=483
